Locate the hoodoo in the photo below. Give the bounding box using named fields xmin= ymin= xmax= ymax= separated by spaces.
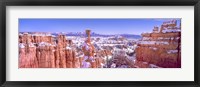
xmin=81 ymin=30 xmax=96 ymax=68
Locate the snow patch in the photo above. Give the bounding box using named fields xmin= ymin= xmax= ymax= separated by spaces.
xmin=66 ymin=46 xmax=71 ymax=50
xmin=167 ymin=50 xmax=178 ymax=54
xmin=19 ymin=43 xmax=25 ymax=48
xmin=38 ymin=42 xmax=52 ymax=47
xmin=162 ymin=29 xmax=181 ymax=33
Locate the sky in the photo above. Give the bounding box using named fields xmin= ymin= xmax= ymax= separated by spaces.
xmin=19 ymin=18 xmax=181 ymax=35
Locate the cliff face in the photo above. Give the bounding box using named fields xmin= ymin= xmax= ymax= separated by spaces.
xmin=19 ymin=32 xmax=106 ymax=68
xmin=135 ymin=20 xmax=181 ymax=68
xmin=19 ymin=33 xmax=80 ymax=68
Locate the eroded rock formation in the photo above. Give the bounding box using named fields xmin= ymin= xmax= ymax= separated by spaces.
xmin=19 ymin=31 xmax=106 ymax=68
xmin=135 ymin=20 xmax=181 ymax=68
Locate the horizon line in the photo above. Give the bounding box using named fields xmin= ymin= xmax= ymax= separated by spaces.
xmin=19 ymin=31 xmax=142 ymax=35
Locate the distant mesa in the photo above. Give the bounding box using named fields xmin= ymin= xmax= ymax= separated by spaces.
xmin=20 ymin=31 xmax=142 ymax=39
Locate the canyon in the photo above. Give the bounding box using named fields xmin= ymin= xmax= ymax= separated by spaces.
xmin=19 ymin=19 xmax=181 ymax=68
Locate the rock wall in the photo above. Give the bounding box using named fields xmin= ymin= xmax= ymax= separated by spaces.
xmin=135 ymin=20 xmax=181 ymax=68
xmin=19 ymin=33 xmax=81 ymax=68
xmin=19 ymin=32 xmax=105 ymax=68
